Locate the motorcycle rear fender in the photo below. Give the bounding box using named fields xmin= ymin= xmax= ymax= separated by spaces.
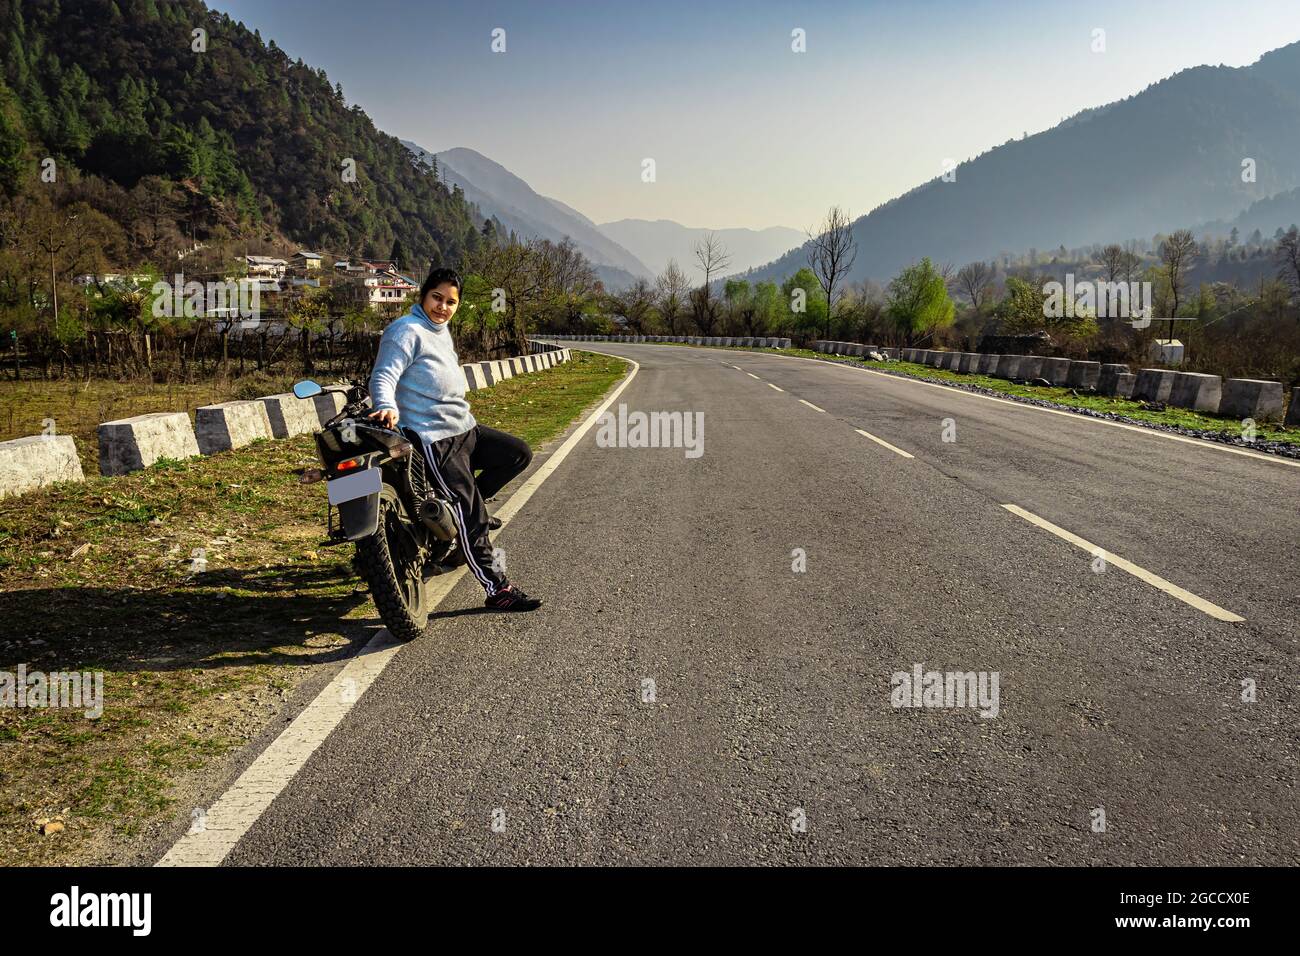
xmin=338 ymin=492 xmax=380 ymax=540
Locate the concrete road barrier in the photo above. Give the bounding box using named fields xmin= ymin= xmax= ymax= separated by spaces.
xmin=462 ymin=364 xmax=489 ymax=390
xmin=311 ymin=391 xmax=345 ymax=426
xmin=1133 ymin=368 xmax=1178 ymax=403
xmin=1287 ymin=388 xmax=1300 ymax=428
xmin=260 ymin=393 xmax=320 ymax=438
xmin=1219 ymin=378 xmax=1284 ymax=421
xmin=1067 ymin=361 xmax=1102 ymax=391
xmin=1168 ymin=372 xmax=1223 ymax=413
xmin=978 ymin=353 xmax=1000 ymax=375
xmin=1112 ymin=372 xmax=1136 ymax=398
xmin=1017 ymin=356 xmax=1044 ymax=380
xmin=0 ymin=434 xmax=84 ymax=499
xmin=958 ymin=352 xmax=980 ymax=373
xmin=1097 ymin=364 xmax=1130 ymax=396
xmin=993 ymin=355 xmax=1021 ymax=379
xmin=98 ymin=411 xmax=201 ymax=476
xmin=195 ymin=400 xmax=274 ymax=455
xmin=1040 ymin=357 xmax=1072 ymax=385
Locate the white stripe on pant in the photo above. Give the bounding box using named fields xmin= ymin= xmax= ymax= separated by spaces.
xmin=420 ymin=439 xmax=502 ymax=597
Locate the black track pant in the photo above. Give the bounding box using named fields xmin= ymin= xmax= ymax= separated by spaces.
xmin=417 ymin=424 xmax=532 ymax=596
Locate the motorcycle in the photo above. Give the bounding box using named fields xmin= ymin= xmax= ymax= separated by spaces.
xmin=292 ymin=378 xmax=459 ymax=642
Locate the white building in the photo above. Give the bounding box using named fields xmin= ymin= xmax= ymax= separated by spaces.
xmin=245 ymin=255 xmax=287 ymax=279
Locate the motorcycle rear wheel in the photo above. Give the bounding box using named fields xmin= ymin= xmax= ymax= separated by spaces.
xmin=354 ymin=484 xmax=432 ymax=642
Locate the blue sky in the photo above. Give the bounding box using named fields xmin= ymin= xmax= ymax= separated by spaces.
xmin=212 ymin=0 xmax=1300 ymax=231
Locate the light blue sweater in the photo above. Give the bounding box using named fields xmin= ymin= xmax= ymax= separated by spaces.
xmin=369 ymin=304 xmax=476 ymax=444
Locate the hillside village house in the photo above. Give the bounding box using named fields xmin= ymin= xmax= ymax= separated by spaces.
xmin=244 ymin=255 xmax=287 ymax=279
xmin=364 ymin=272 xmax=417 ymax=308
xmin=73 ymin=273 xmax=153 ymax=289
xmin=289 ymin=250 xmax=322 ymax=271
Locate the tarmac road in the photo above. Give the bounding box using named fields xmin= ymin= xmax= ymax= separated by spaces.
xmin=163 ymin=342 xmax=1300 ymax=865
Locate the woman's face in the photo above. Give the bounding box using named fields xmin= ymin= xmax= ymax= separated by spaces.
xmin=422 ymin=282 xmax=459 ymax=324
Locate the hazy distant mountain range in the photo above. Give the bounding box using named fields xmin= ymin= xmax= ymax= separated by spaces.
xmin=403 ymin=142 xmax=805 ymax=289
xmin=406 ymin=40 xmax=1300 ymax=292
xmin=403 ymin=142 xmax=653 ymax=289
xmin=740 ymin=40 xmax=1300 ymax=285
xmin=1198 ymin=186 xmax=1300 ymax=238
xmin=596 ymin=219 xmax=805 ymax=283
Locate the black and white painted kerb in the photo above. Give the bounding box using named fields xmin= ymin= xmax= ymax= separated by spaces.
xmin=0 ymin=347 xmax=573 ymax=498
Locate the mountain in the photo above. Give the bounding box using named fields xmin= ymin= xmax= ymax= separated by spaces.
xmin=743 ymin=40 xmax=1300 ymax=285
xmin=1199 ymin=186 xmax=1300 ymax=239
xmin=403 ymin=142 xmax=653 ymax=288
xmin=0 ymin=0 xmax=484 ymax=269
xmin=597 ymin=219 xmax=805 ymax=282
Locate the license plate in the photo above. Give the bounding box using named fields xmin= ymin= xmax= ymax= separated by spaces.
xmin=327 ymin=467 xmax=382 ymax=505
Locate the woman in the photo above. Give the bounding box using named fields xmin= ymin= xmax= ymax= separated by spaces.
xmin=368 ymin=267 xmax=542 ymax=612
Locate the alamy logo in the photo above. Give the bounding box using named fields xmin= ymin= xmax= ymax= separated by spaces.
xmin=595 ymin=403 xmax=704 ymax=459
xmin=152 ymin=275 xmax=262 ymax=327
xmin=890 ymin=663 xmax=1000 ymax=719
xmin=1 ymin=664 xmax=103 ymax=719
xmin=1043 ymin=274 xmax=1153 ymax=328
xmin=49 ymin=886 xmax=151 ymax=936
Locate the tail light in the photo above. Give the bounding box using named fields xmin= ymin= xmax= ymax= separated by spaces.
xmin=335 ymin=457 xmax=364 ymax=472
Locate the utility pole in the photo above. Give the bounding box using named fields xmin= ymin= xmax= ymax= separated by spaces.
xmin=39 ymin=211 xmax=77 ymax=330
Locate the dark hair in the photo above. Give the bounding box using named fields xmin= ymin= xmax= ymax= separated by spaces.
xmin=419 ymin=267 xmax=462 ymax=302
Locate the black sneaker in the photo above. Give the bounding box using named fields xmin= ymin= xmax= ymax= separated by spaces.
xmin=487 ymin=514 xmax=503 ymax=530
xmin=484 ymin=584 xmax=542 ymax=612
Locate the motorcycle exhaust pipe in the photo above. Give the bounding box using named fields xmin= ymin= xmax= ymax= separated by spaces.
xmin=418 ymin=497 xmax=457 ymax=541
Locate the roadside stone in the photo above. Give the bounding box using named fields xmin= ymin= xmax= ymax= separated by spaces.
xmin=1219 ymin=379 xmax=1285 ymax=422
xmin=98 ymin=411 xmax=200 ymax=476
xmin=195 ymin=401 xmax=274 ymax=455
xmin=0 ymin=434 xmax=84 ymax=499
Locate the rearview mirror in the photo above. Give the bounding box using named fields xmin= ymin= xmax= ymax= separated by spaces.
xmin=293 ymin=380 xmax=322 ymax=399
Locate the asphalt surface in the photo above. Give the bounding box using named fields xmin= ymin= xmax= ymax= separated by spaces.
xmin=186 ymin=342 xmax=1297 ymax=865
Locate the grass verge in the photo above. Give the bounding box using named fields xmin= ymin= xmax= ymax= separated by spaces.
xmin=0 ymin=373 xmax=304 ymax=474
xmin=0 ymin=350 xmax=628 ymax=865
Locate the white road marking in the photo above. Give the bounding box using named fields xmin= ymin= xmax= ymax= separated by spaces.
xmin=765 ymin=351 xmax=1300 ymax=470
xmin=798 ymin=399 xmax=825 ymax=412
xmin=768 ymin=383 xmax=785 ymax=392
xmin=854 ymin=427 xmax=915 ymax=459
xmin=158 ymin=353 xmax=643 ymax=867
xmin=1001 ymin=504 xmax=1245 ymax=623
xmin=747 ymin=372 xmax=761 ymax=380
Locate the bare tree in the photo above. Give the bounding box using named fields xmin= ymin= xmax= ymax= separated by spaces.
xmin=955 ymin=261 xmax=993 ymax=312
xmin=692 ymin=232 xmax=730 ymax=333
xmin=1276 ymin=226 xmax=1300 ymax=300
xmin=1159 ymin=228 xmax=1197 ymax=341
xmin=806 ymin=206 xmax=858 ymax=338
xmin=693 ymin=231 xmax=730 ymax=290
xmin=656 ymin=258 xmax=690 ymax=334
xmin=1100 ymin=244 xmax=1126 ymax=284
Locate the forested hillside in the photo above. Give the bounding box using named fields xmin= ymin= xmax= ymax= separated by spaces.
xmin=0 ymin=0 xmax=482 ymax=266
xmin=744 ymin=41 xmax=1300 ymax=285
